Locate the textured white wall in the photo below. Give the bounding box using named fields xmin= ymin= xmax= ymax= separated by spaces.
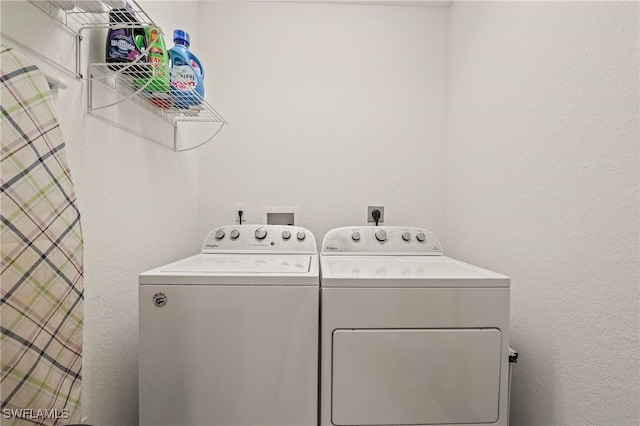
xmin=2 ymin=1 xmax=201 ymax=424
xmin=4 ymin=1 xmax=639 ymax=425
xmin=447 ymin=2 xmax=639 ymax=424
xmin=195 ymin=1 xmax=449 ymax=243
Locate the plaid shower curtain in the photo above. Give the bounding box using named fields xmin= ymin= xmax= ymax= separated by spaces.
xmin=1 ymin=46 xmax=83 ymax=425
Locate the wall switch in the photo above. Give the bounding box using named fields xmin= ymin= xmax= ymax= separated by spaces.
xmin=368 ymin=206 xmax=384 ymax=224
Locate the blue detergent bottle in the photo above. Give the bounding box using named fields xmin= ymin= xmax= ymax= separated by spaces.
xmin=169 ymin=30 xmax=204 ymax=108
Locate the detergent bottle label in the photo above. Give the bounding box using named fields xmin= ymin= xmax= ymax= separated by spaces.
xmin=190 ymin=59 xmax=202 ymax=76
xmin=171 ymin=58 xmax=197 ymax=92
xmin=148 ymin=29 xmax=162 ymax=61
xmin=147 ymin=29 xmax=166 ymax=76
xmin=109 ymin=34 xmax=137 ymax=61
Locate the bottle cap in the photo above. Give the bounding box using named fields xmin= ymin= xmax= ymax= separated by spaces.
xmin=173 ymin=29 xmax=190 ymax=47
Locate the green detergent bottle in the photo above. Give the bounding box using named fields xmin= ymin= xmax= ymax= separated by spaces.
xmin=135 ymin=27 xmax=170 ymax=103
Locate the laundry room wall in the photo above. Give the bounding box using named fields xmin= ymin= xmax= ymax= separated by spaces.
xmin=1 ymin=1 xmax=201 ymax=424
xmin=195 ymin=1 xmax=449 ymax=243
xmin=4 ymin=1 xmax=638 ymax=425
xmin=446 ymin=2 xmax=639 ymax=425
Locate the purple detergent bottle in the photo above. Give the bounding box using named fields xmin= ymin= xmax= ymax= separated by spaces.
xmin=105 ymin=8 xmax=146 ymax=74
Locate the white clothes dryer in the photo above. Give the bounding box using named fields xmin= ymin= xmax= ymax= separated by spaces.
xmin=320 ymin=226 xmax=510 ymax=426
xmin=139 ymin=225 xmax=319 ymax=426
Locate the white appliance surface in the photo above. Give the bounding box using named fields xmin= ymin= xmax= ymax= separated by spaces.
xmin=159 ymin=253 xmax=312 ymax=273
xmin=321 ymin=255 xmax=508 ymax=286
xmin=319 ymin=226 xmax=510 ymax=426
xmin=139 ymin=253 xmax=317 ymax=285
xmin=139 ymin=225 xmax=319 ymax=426
xmin=332 ymin=329 xmax=502 ymax=425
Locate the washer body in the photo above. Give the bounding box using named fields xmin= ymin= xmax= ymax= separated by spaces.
xmin=139 ymin=225 xmax=319 ymax=426
xmin=320 ymin=227 xmax=510 ymax=426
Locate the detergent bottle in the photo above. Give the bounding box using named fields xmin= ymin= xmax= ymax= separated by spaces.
xmin=135 ymin=27 xmax=170 ymax=106
xmin=169 ymin=29 xmax=204 ymax=108
xmin=105 ymin=8 xmax=146 ymax=74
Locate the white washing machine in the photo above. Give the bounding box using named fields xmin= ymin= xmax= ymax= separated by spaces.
xmin=320 ymin=226 xmax=510 ymax=426
xmin=139 ymin=225 xmax=319 ymax=426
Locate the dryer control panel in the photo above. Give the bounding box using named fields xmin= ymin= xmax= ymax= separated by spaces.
xmin=202 ymin=225 xmax=317 ymax=254
xmin=321 ymin=226 xmax=442 ymax=256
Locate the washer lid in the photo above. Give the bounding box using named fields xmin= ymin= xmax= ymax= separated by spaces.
xmin=139 ymin=253 xmax=319 ymax=285
xmin=163 ymin=254 xmax=313 ymax=273
xmin=320 ymin=255 xmax=509 ymax=288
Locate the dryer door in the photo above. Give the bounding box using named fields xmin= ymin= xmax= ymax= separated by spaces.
xmin=331 ymin=328 xmax=502 ymax=425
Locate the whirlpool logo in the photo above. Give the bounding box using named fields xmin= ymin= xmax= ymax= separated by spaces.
xmin=325 ymin=246 xmax=338 ymax=251
xmin=153 ymin=293 xmax=167 ymax=307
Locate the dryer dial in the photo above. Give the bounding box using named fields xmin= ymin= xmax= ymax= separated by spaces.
xmin=375 ymin=229 xmax=388 ymax=242
xmin=282 ymin=230 xmax=291 ymax=240
xmin=416 ymin=232 xmax=426 ymax=242
xmin=230 ymin=230 xmax=240 ymax=240
xmin=255 ymin=228 xmax=267 ymax=240
xmin=297 ymin=231 xmax=306 ymax=241
xmin=215 ymin=230 xmax=225 ymax=240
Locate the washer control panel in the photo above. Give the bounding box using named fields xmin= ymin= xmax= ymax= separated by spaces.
xmin=202 ymin=225 xmax=317 ymax=254
xmin=321 ymin=226 xmax=442 ymax=256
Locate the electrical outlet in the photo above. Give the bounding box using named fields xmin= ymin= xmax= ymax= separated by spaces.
xmin=367 ymin=206 xmax=384 ymax=224
xmin=235 ymin=204 xmax=246 ymax=224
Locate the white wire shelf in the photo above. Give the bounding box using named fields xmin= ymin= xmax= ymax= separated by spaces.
xmin=27 ymin=0 xmax=227 ymax=151
xmin=30 ymin=0 xmax=157 ymax=32
xmin=88 ymin=62 xmax=226 ymax=125
xmin=29 ymin=0 xmax=163 ymax=77
xmin=88 ymin=62 xmax=227 ymax=151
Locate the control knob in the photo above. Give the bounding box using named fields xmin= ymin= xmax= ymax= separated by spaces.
xmin=402 ymin=232 xmax=411 ymax=241
xmin=230 ymin=230 xmax=240 ymax=240
xmin=297 ymin=231 xmax=306 ymax=241
xmin=255 ymin=228 xmax=267 ymax=240
xmin=351 ymin=231 xmax=361 ymax=241
xmin=214 ymin=230 xmax=225 ymax=240
xmin=375 ymin=229 xmax=387 ymax=242
xmin=416 ymin=232 xmax=426 ymax=242
xmin=282 ymin=230 xmax=291 ymax=240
